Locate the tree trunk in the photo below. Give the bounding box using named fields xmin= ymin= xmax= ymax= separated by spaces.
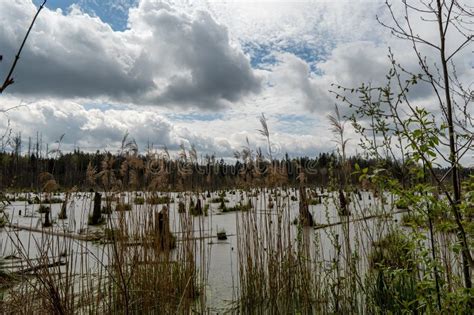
xmin=436 ymin=0 xmax=472 ymax=289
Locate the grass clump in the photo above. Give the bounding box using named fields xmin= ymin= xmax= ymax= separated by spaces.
xmin=147 ymin=195 xmax=172 ymax=205
xmin=369 ymin=232 xmax=414 ymax=270
xmin=210 ymin=197 xmax=229 ymax=203
xmin=308 ymin=198 xmax=321 ymax=205
xmin=222 ymin=200 xmax=252 ymax=213
xmin=134 ymin=197 xmax=145 ymax=205
xmin=366 ymin=231 xmax=421 ymax=314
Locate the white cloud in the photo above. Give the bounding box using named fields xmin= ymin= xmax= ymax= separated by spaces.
xmin=0 ymin=98 xmax=333 ymax=158
xmin=0 ymin=0 xmax=260 ymax=109
xmin=0 ymin=99 xmax=193 ymax=152
xmin=0 ymin=0 xmax=471 ymax=159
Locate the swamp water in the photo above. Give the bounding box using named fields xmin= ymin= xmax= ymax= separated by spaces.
xmin=1 ymin=189 xmax=403 ymax=313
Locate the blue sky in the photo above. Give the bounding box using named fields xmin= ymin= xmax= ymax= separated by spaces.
xmin=33 ymin=0 xmax=135 ymax=30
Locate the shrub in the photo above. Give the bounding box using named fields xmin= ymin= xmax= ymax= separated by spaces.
xmin=395 ymin=199 xmax=409 ymax=210
xmin=401 ymin=212 xmax=424 ymax=228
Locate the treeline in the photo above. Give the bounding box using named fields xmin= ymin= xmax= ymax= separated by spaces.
xmin=1 ymin=149 xmax=470 ymax=192
xmin=0 ymin=150 xmax=359 ymax=191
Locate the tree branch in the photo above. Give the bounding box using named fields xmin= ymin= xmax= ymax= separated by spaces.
xmin=0 ymin=0 xmax=47 ymax=94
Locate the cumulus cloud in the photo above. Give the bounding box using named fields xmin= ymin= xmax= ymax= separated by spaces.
xmin=266 ymin=34 xmax=471 ymax=116
xmin=0 ymin=0 xmax=471 ymax=159
xmin=0 ymin=0 xmax=260 ymax=109
xmin=267 ymin=52 xmax=330 ymax=111
xmin=0 ymin=98 xmax=333 ymax=159
xmin=0 ymin=99 xmax=217 ymax=153
xmin=128 ymin=1 xmax=261 ymax=107
xmin=263 ymin=43 xmax=391 ymax=113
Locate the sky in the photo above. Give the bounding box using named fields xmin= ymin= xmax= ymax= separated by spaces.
xmin=0 ymin=0 xmax=472 ymax=161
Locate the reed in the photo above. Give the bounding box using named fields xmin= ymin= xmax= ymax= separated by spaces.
xmin=1 ymin=137 xmax=472 ymax=314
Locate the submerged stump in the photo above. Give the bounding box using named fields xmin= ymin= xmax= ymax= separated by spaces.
xmin=88 ymin=192 xmax=103 ymax=225
xmin=299 ymin=186 xmax=314 ymax=227
xmin=155 ymin=206 xmax=176 ymax=250
xmin=42 ymin=206 xmax=52 ymax=228
xmin=217 ymin=230 xmax=227 ymax=240
xmin=58 ymin=192 xmax=69 ymax=219
xmin=191 ymin=198 xmax=203 ymax=216
xmin=178 ymin=201 xmax=186 ymax=213
xmin=338 ymin=189 xmax=350 ymax=216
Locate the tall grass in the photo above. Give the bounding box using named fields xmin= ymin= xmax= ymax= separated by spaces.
xmin=1 ymin=160 xmax=210 ymax=314
xmin=1 ymin=145 xmax=472 ymax=314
